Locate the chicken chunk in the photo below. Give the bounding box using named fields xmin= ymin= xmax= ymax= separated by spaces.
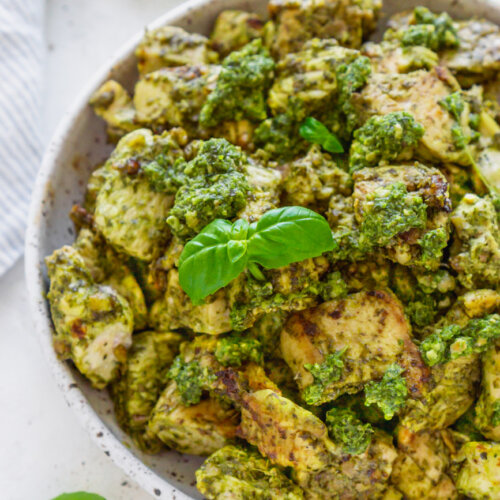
xmin=149 ymin=269 xmax=231 ymax=335
xmin=46 ymin=246 xmax=133 ymax=389
xmin=133 ymin=65 xmax=220 ymax=129
xmin=74 ymin=228 xmax=148 ymax=330
xmin=280 ymin=290 xmax=429 ymax=405
xmin=238 ymin=389 xmax=335 ymax=470
xmin=441 ymin=19 xmax=500 ymax=87
xmin=390 ymin=427 xmax=458 ymax=499
xmin=135 ymin=25 xmax=218 ymax=76
xmin=147 ymin=380 xmax=238 ymax=455
xmin=268 ymin=0 xmax=381 ymax=58
xmin=210 ymin=10 xmax=266 ymax=57
xmin=196 ymin=445 xmax=304 ymax=500
xmin=89 ymin=80 xmax=138 ymax=140
xmin=351 ymin=163 xmax=452 ymax=269
xmin=268 ymin=39 xmax=359 ymax=118
xmin=450 ymin=194 xmax=500 ymax=289
xmin=455 ymin=441 xmax=500 ymax=499
xmin=109 ymin=330 xmax=182 ymax=450
xmin=355 ymin=68 xmax=475 ymax=165
xmin=294 ymin=430 xmax=397 ymax=500
xmin=474 ymin=343 xmax=500 ymax=441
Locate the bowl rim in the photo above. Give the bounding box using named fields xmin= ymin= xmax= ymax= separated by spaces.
xmin=25 ymin=1 xmax=216 ymax=498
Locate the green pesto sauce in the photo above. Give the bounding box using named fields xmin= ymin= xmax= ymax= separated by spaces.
xmin=303 ymin=348 xmax=346 ymax=405
xmin=253 ymin=112 xmax=306 ymax=162
xmin=420 ymin=314 xmax=500 ymax=366
xmin=215 ymin=333 xmax=263 ymax=367
xmin=166 ymin=138 xmax=250 ymax=240
xmin=325 ymin=407 xmax=374 ymax=455
xmin=401 ymin=6 xmax=459 ymax=51
xmin=491 ymin=401 xmax=500 ymax=427
xmin=349 ymin=112 xmax=424 ymax=173
xmin=167 ymin=356 xmax=216 ymax=406
xmin=200 ymin=39 xmax=275 ymax=127
xmin=416 ymin=227 xmax=449 ymax=270
xmin=364 ymin=363 xmax=408 ymax=420
xmin=359 ymin=182 xmax=427 ymax=248
xmin=336 ymin=56 xmax=372 ymax=135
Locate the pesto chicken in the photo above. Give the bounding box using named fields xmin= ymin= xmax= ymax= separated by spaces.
xmin=48 ymin=1 xmax=500 ymax=498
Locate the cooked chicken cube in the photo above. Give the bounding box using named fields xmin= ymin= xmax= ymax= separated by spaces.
xmin=268 ymin=39 xmax=359 ymax=118
xmin=355 ymin=68 xmax=475 ymax=165
xmin=474 ymin=343 xmax=500 ymax=441
xmin=109 ymin=330 xmax=182 ymax=449
xmin=455 ymin=441 xmax=500 ymax=499
xmin=46 ymin=246 xmax=133 ymax=389
xmin=89 ymin=80 xmax=138 ymax=140
xmin=294 ymin=430 xmax=397 ymax=500
xmin=196 ymin=445 xmax=304 ymax=500
xmin=280 ymin=290 xmax=429 ymax=405
xmin=150 ymin=269 xmax=231 ymax=335
xmin=390 ymin=427 xmax=458 ymax=499
xmin=441 ymin=19 xmax=500 ymax=87
xmin=210 ymin=10 xmax=266 ymax=57
xmin=147 ymin=380 xmax=238 ymax=455
xmin=74 ymin=228 xmax=148 ymax=330
xmin=133 ymin=65 xmax=220 ymax=129
xmin=135 ymin=26 xmax=218 ymax=75
xmin=238 ymin=389 xmax=335 ymax=470
xmin=450 ymin=194 xmax=500 ymax=289
xmin=351 ymin=163 xmax=452 ymax=268
xmin=268 ymin=0 xmax=381 ymax=58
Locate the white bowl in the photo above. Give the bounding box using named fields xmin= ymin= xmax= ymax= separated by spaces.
xmin=25 ymin=0 xmax=500 ymax=498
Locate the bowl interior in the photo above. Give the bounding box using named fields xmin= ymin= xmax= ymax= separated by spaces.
xmin=26 ymin=0 xmax=500 ymax=498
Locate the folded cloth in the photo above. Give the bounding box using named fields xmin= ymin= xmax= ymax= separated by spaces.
xmin=0 ymin=0 xmax=44 ymax=275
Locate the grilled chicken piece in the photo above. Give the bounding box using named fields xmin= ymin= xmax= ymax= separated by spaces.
xmin=280 ymin=290 xmax=430 ymax=405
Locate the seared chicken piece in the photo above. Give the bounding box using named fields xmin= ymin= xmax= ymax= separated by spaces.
xmin=109 ymin=330 xmax=182 ymax=450
xmin=362 ymin=41 xmax=438 ymax=74
xmin=355 ymin=68 xmax=475 ymax=165
xmin=280 ymin=290 xmax=429 ymax=405
xmin=238 ymin=389 xmax=335 ymax=470
xmin=450 ymin=194 xmax=500 ymax=289
xmin=196 ymin=445 xmax=304 ymax=499
xmin=268 ymin=0 xmax=381 ymax=57
xmin=391 ymin=427 xmax=458 ymax=499
xmin=133 ymin=65 xmax=221 ymax=129
xmin=294 ymin=430 xmax=397 ymax=500
xmin=352 ymin=163 xmax=451 ymax=268
xmin=74 ymin=228 xmax=148 ymax=330
xmin=441 ymin=19 xmax=500 ymax=87
xmin=135 ymin=25 xmax=218 ymax=75
xmin=268 ymin=38 xmax=359 ymax=117
xmin=150 ymin=269 xmax=231 ymax=335
xmin=210 ymin=10 xmax=267 ymax=57
xmin=89 ymin=80 xmax=138 ymax=140
xmin=46 ymin=246 xmax=133 ymax=389
xmin=455 ymin=441 xmax=500 ymax=499
xmin=474 ymin=343 xmax=500 ymax=441
xmin=147 ymin=380 xmax=238 ymax=455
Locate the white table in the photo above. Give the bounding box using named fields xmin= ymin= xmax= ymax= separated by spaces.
xmin=0 ymin=1 xmax=183 ymax=499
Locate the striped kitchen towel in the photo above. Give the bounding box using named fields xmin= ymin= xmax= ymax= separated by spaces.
xmin=0 ymin=0 xmax=44 ymax=276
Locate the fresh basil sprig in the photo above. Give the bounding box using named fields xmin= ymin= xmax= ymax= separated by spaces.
xmin=299 ymin=117 xmax=344 ymax=154
xmin=178 ymin=206 xmax=334 ymax=304
xmin=51 ymin=493 xmax=106 ymax=500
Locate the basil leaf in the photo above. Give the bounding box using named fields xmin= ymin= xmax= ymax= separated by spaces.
xmin=247 ymin=206 xmax=335 ymax=268
xmin=178 ymin=219 xmax=249 ymax=304
xmin=51 ymin=494 xmax=106 ymax=500
xmin=299 ymin=117 xmax=344 ymax=153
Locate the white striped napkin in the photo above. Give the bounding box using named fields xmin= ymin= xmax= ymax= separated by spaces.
xmin=0 ymin=0 xmax=44 ymax=275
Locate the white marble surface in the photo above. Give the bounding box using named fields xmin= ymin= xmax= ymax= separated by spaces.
xmin=0 ymin=1 xmax=182 ymax=499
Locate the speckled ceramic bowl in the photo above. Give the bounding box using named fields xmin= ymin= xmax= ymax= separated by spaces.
xmin=25 ymin=0 xmax=500 ymax=498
